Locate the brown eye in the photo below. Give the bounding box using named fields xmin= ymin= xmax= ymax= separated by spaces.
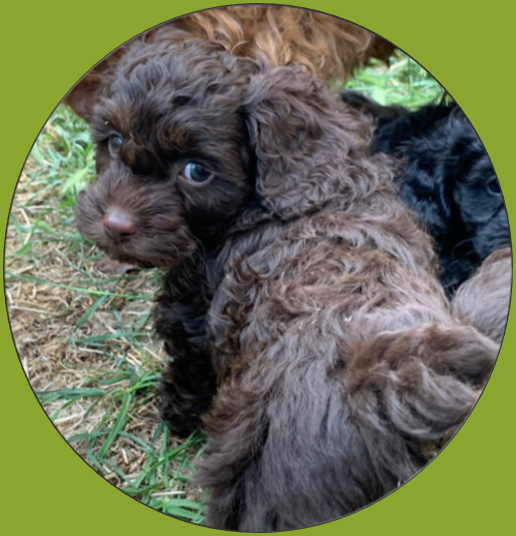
xmin=183 ymin=162 xmax=213 ymax=183
xmin=109 ymin=133 xmax=123 ymax=153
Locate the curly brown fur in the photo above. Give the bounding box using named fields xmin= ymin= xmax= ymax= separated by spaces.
xmin=76 ymin=41 xmax=498 ymax=531
xmin=452 ymin=247 xmax=512 ymax=346
xmin=64 ymin=5 xmax=396 ymax=121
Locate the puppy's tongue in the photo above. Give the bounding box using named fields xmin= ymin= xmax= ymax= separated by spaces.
xmin=96 ymin=257 xmax=136 ymax=275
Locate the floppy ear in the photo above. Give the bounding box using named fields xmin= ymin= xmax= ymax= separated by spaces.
xmin=242 ymin=63 xmax=377 ymax=219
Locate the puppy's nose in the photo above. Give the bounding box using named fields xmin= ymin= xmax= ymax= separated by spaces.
xmin=103 ymin=210 xmax=137 ymax=238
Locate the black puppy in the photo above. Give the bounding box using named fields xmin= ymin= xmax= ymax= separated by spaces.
xmin=341 ymin=92 xmax=510 ymax=295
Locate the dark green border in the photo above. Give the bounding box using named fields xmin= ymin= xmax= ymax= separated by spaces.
xmin=2 ymin=1 xmax=514 ymax=534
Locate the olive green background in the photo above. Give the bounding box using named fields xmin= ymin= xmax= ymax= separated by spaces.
xmin=2 ymin=1 xmax=513 ymax=533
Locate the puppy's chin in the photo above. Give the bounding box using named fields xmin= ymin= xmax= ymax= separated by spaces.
xmin=96 ymin=241 xmax=195 ymax=270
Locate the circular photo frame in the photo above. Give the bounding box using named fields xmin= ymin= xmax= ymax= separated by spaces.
xmin=2 ymin=2 xmax=514 ymax=535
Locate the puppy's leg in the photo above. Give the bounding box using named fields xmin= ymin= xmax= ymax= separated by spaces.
xmin=197 ymin=324 xmax=497 ymax=531
xmin=452 ymin=247 xmax=512 ymax=346
xmin=196 ymin=385 xmax=272 ymax=530
xmin=154 ymin=300 xmax=217 ymax=438
xmin=346 ymin=324 xmax=498 ymax=468
xmin=197 ymin=344 xmax=404 ymax=531
xmin=198 ymin=376 xmax=387 ymax=531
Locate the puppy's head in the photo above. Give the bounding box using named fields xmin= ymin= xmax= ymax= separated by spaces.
xmin=76 ymin=41 xmax=259 ymax=267
xmin=76 ymin=40 xmax=378 ymax=268
xmin=447 ymin=112 xmax=510 ymax=259
xmin=398 ymin=108 xmax=510 ymax=259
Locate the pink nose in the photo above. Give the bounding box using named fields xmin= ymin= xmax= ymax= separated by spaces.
xmin=103 ymin=210 xmax=137 ymax=238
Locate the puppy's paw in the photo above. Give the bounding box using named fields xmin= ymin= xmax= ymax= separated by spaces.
xmin=159 ymin=388 xmax=206 ymax=438
xmin=158 ymin=355 xmax=217 ymax=438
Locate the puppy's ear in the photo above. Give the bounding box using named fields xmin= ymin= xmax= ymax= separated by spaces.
xmin=242 ymin=64 xmax=376 ymax=219
xmin=64 ymin=79 xmax=103 ymax=122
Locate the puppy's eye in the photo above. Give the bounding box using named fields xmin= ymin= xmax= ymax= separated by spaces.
xmin=183 ymin=162 xmax=213 ymax=183
xmin=109 ymin=133 xmax=123 ymax=153
xmin=487 ymin=179 xmax=502 ymax=194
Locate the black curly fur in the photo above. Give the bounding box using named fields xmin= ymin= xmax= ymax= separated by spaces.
xmin=152 ymin=261 xmax=217 ymax=437
xmin=341 ymin=92 xmax=510 ymax=295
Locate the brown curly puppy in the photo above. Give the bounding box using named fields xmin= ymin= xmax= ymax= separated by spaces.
xmin=76 ymin=41 xmax=497 ymax=531
xmin=65 ymin=5 xmax=395 ymax=120
xmin=452 ymin=247 xmax=512 ymax=346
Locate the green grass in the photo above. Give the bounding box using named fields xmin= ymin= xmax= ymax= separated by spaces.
xmin=348 ymin=51 xmax=443 ymax=108
xmin=6 ymin=52 xmax=441 ymax=524
xmin=7 ymin=104 xmax=207 ymax=523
